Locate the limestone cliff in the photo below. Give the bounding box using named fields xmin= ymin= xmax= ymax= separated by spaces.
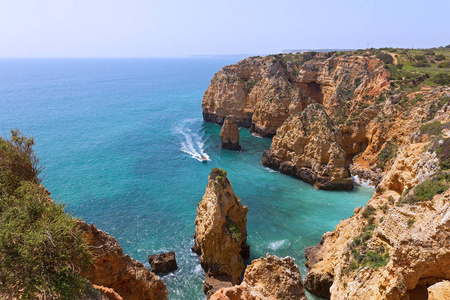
xmin=262 ymin=103 xmax=353 ymax=190
xmin=192 ymin=168 xmax=250 ymax=297
xmin=202 ymin=52 xmax=389 ymax=137
xmin=210 ymin=254 xmax=307 ymax=300
xmin=78 ymin=221 xmax=168 ymax=300
xmin=203 ymin=49 xmax=450 ymax=299
xmin=220 ymin=116 xmax=241 ymax=150
xmin=304 ymin=111 xmax=450 ymax=299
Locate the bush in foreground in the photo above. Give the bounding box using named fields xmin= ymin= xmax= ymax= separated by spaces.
xmin=0 ymin=130 xmax=92 ymax=299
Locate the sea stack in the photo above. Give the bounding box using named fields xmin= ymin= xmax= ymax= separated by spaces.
xmin=220 ymin=116 xmax=241 ymax=150
xmin=210 ymin=254 xmax=307 ymax=300
xmin=192 ymin=168 xmax=249 ymax=298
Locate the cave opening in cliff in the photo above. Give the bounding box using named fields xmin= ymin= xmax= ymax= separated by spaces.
xmin=306 ymin=81 xmax=324 ymax=103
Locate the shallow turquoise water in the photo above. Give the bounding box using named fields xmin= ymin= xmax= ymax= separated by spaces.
xmin=0 ymin=58 xmax=373 ymax=299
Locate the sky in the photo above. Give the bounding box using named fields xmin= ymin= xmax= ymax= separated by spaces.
xmin=0 ymin=0 xmax=449 ymax=57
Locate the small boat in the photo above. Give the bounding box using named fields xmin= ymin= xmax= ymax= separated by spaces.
xmin=201 ymin=156 xmax=208 ymax=162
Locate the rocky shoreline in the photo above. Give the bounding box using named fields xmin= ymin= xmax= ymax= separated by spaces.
xmin=202 ymin=49 xmax=450 ymax=299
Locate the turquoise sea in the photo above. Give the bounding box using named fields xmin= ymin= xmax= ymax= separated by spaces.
xmin=0 ymin=58 xmax=373 ymax=299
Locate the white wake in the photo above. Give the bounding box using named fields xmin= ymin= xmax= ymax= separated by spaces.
xmin=175 ymin=120 xmax=210 ymax=162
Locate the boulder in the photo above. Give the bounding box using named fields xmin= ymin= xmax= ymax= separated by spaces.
xmin=148 ymin=251 xmax=178 ymax=274
xmin=210 ymin=254 xmax=307 ymax=300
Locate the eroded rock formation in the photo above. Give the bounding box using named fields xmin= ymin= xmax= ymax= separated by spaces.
xmin=78 ymin=221 xmax=168 ymax=300
xmin=148 ymin=251 xmax=178 ymax=274
xmin=202 ymin=53 xmax=389 ymax=137
xmin=262 ymin=103 xmax=353 ymax=190
xmin=203 ymin=50 xmax=450 ymax=299
xmin=210 ymin=254 xmax=307 ymax=300
xmin=192 ymin=168 xmax=249 ymax=297
xmin=220 ymin=116 xmax=241 ymax=150
xmin=305 ymin=136 xmax=450 ymax=299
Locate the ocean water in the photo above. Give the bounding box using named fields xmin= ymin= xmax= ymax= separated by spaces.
xmin=0 ymin=58 xmax=374 ymax=299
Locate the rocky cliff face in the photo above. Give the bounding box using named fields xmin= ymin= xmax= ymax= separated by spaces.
xmin=304 ymin=118 xmax=450 ymax=300
xmin=202 ymin=53 xmax=389 ymax=137
xmin=203 ymin=50 xmax=450 ymax=299
xmin=210 ymin=254 xmax=307 ymax=300
xmin=220 ymin=116 xmax=241 ymax=150
xmin=262 ymin=103 xmax=353 ymax=190
xmin=192 ymin=168 xmax=250 ymax=297
xmin=78 ymin=221 xmax=168 ymax=300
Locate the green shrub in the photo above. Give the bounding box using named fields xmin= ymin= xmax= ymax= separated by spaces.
xmin=0 ymin=129 xmax=42 ymax=195
xmin=431 ymin=73 xmax=450 ymax=85
xmin=414 ymin=54 xmax=426 ymax=61
xmin=362 ymin=205 xmax=376 ymax=219
xmin=438 ymin=61 xmax=450 ymax=68
xmin=399 ymin=176 xmax=448 ymax=205
xmin=0 ymin=183 xmax=92 ymax=299
xmin=435 ymin=54 xmax=446 ymax=61
xmin=376 ymin=53 xmax=394 ymax=64
xmin=226 ymin=217 xmax=242 ymax=242
xmin=379 ymin=203 xmax=389 ymax=214
xmin=413 ymin=61 xmax=431 ymax=68
xmin=345 ymin=226 xmax=389 ymax=274
xmin=0 ymin=131 xmax=92 ymax=299
xmin=420 ymin=121 xmax=442 ymax=136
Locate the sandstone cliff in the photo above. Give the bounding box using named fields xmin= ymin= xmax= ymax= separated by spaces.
xmin=78 ymin=221 xmax=168 ymax=300
xmin=192 ymin=168 xmax=250 ymax=297
xmin=210 ymin=254 xmax=307 ymax=300
xmin=262 ymin=103 xmax=353 ymax=190
xmin=202 ymin=52 xmax=389 ymax=137
xmin=220 ymin=116 xmax=241 ymax=150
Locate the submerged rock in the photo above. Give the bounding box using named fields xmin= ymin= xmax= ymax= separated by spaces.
xmin=262 ymin=103 xmax=353 ymax=190
xmin=192 ymin=168 xmax=250 ymax=297
xmin=210 ymin=254 xmax=307 ymax=300
xmin=148 ymin=251 xmax=178 ymax=274
xmin=78 ymin=221 xmax=168 ymax=300
xmin=220 ymin=116 xmax=241 ymax=150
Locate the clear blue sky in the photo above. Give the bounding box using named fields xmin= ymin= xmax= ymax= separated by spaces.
xmin=0 ymin=0 xmax=448 ymax=57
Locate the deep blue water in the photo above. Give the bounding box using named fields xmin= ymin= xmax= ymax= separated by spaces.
xmin=0 ymin=58 xmax=373 ymax=299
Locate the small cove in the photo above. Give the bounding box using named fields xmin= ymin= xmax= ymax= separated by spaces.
xmin=0 ymin=58 xmax=374 ymax=299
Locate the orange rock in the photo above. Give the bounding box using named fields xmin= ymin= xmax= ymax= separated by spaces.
xmin=193 ymin=168 xmax=249 ymax=297
xmin=211 ymin=254 xmax=307 ymax=300
xmin=78 ymin=221 xmax=168 ymax=300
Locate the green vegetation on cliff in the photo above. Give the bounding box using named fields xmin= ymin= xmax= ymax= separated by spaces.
xmin=344 ymin=225 xmax=390 ymax=274
xmin=0 ymin=130 xmax=92 ymax=299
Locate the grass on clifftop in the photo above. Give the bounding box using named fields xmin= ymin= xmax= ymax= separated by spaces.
xmin=0 ymin=130 xmax=93 ymax=299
